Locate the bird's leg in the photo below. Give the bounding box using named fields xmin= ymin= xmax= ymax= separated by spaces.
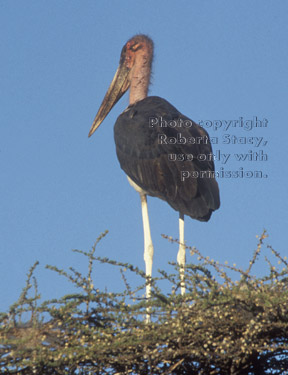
xmin=177 ymin=213 xmax=186 ymax=295
xmin=140 ymin=194 xmax=154 ymax=319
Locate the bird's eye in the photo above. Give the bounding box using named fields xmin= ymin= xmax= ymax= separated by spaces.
xmin=130 ymin=43 xmax=142 ymax=52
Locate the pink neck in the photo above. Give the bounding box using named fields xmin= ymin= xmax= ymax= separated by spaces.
xmin=129 ymin=54 xmax=151 ymax=105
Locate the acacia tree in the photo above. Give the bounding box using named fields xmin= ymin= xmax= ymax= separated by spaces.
xmin=1 ymin=231 xmax=288 ymax=374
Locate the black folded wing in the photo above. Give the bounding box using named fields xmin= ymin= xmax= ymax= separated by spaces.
xmin=114 ymin=96 xmax=220 ymax=221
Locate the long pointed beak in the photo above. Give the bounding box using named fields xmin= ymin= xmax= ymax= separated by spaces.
xmin=88 ymin=63 xmax=130 ymax=137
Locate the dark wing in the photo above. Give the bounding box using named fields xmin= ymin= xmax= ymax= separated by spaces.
xmin=114 ymin=96 xmax=220 ymax=221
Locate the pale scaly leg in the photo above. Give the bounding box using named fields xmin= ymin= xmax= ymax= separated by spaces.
xmin=177 ymin=212 xmax=186 ymax=295
xmin=140 ymin=194 xmax=154 ymax=319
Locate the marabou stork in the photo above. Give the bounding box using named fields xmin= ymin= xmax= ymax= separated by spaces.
xmin=88 ymin=34 xmax=220 ymax=300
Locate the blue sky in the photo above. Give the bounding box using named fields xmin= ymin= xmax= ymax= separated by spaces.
xmin=1 ymin=1 xmax=287 ymax=312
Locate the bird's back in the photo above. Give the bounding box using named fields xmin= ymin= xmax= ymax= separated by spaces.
xmin=114 ymin=96 xmax=220 ymax=221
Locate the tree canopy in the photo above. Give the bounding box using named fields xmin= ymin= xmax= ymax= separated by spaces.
xmin=1 ymin=231 xmax=288 ymax=375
